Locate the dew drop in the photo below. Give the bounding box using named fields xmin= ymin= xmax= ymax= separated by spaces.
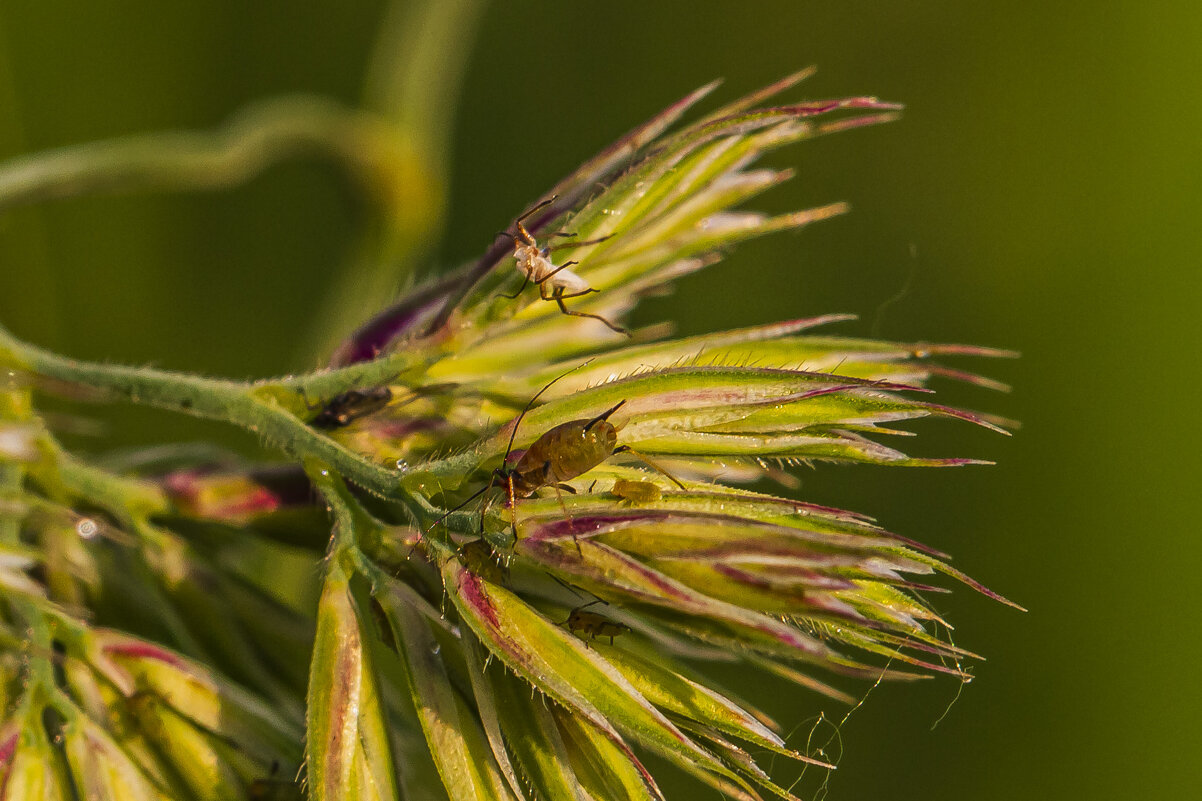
xmin=430 ymin=643 xmax=441 ymax=656
xmin=395 ymin=459 xmax=409 ymax=472
xmin=76 ymin=518 xmax=99 ymax=539
xmin=320 ymin=469 xmax=329 ymax=477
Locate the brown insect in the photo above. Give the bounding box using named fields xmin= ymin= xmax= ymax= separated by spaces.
xmin=566 ymin=601 xmax=630 ymax=646
xmin=498 ymin=196 xmax=627 ymax=335
xmin=307 ymin=386 xmax=392 ymax=429
xmin=427 ymin=368 xmax=683 ymax=547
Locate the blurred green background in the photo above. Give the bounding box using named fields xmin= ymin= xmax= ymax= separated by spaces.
xmin=2 ymin=2 xmax=1198 ymax=799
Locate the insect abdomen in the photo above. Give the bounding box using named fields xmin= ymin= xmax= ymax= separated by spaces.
xmin=523 ymin=421 xmax=616 ymax=485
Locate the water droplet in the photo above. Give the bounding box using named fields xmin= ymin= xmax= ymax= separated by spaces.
xmin=76 ymin=518 xmax=99 ymax=539
xmin=395 ymin=459 xmax=409 ymax=472
xmin=320 ymin=469 xmax=329 ymax=477
xmin=430 ymin=643 xmax=441 ymax=656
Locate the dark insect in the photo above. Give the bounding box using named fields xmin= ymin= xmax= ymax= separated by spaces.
xmin=566 ymin=601 xmax=631 ymax=646
xmin=427 ymin=366 xmax=684 ymax=548
xmin=248 ymin=778 xmax=304 ymax=801
xmin=248 ymin=762 xmax=303 ymax=801
xmin=498 ymin=195 xmax=627 ymax=335
xmin=308 ymin=386 xmax=392 ymax=429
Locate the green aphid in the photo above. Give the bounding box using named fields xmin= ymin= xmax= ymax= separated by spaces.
xmin=611 ymin=478 xmax=663 ymax=504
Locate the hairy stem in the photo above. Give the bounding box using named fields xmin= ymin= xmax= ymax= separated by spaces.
xmin=0 ymin=325 xmax=409 ymax=498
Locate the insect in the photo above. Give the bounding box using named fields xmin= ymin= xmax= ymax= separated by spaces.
xmin=566 ymin=601 xmax=630 ymax=646
xmin=498 ymin=196 xmax=628 ymax=335
xmin=307 ymin=386 xmax=392 ymax=429
xmin=611 ymin=478 xmax=663 ymax=504
xmin=427 ymin=367 xmax=684 ymax=548
xmin=455 ymin=538 xmax=507 ymax=584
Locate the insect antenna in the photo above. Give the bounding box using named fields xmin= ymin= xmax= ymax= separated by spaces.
xmin=503 ymin=358 xmax=595 ymax=463
xmin=423 ymin=477 xmax=496 ymax=536
xmin=549 ymin=573 xmax=587 ymax=601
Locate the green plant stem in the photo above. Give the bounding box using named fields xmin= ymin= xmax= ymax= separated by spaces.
xmin=12 ymin=599 xmax=71 ymax=719
xmin=274 ymin=347 xmax=433 ymax=399
xmin=51 ymin=444 xmax=168 ymax=519
xmin=0 ymin=325 xmax=410 ymax=499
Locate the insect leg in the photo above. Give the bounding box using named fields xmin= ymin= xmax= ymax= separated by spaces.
xmin=546 ymin=234 xmax=614 ymax=251
xmin=551 ymin=480 xmax=582 ymax=556
xmin=516 ymin=195 xmax=557 ymax=225
xmin=296 ymin=387 xmax=321 ymax=412
xmin=533 ymin=261 xmax=581 ymax=292
xmin=551 ymin=287 xmax=629 ymax=336
xmin=515 ymin=195 xmax=558 ymax=242
xmin=505 ymin=470 xmax=519 ymax=544
xmin=501 ymin=269 xmax=534 ymax=299
xmin=540 ymin=280 xmax=597 ymax=301
xmin=611 ymin=445 xmax=687 ymax=490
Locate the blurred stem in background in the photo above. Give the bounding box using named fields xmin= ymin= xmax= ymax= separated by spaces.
xmin=298 ymin=0 xmax=486 ymax=363
xmin=0 ymin=1 xmax=485 ymax=369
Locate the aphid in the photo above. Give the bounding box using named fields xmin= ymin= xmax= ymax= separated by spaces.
xmin=427 ymin=367 xmax=684 ymax=546
xmin=307 ymin=386 xmax=392 ymax=429
xmin=456 ymin=538 xmax=507 ymax=584
xmin=498 ymin=196 xmax=628 ymax=335
xmin=611 ymin=478 xmax=663 ymax=505
xmin=566 ymin=601 xmax=631 ymax=646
